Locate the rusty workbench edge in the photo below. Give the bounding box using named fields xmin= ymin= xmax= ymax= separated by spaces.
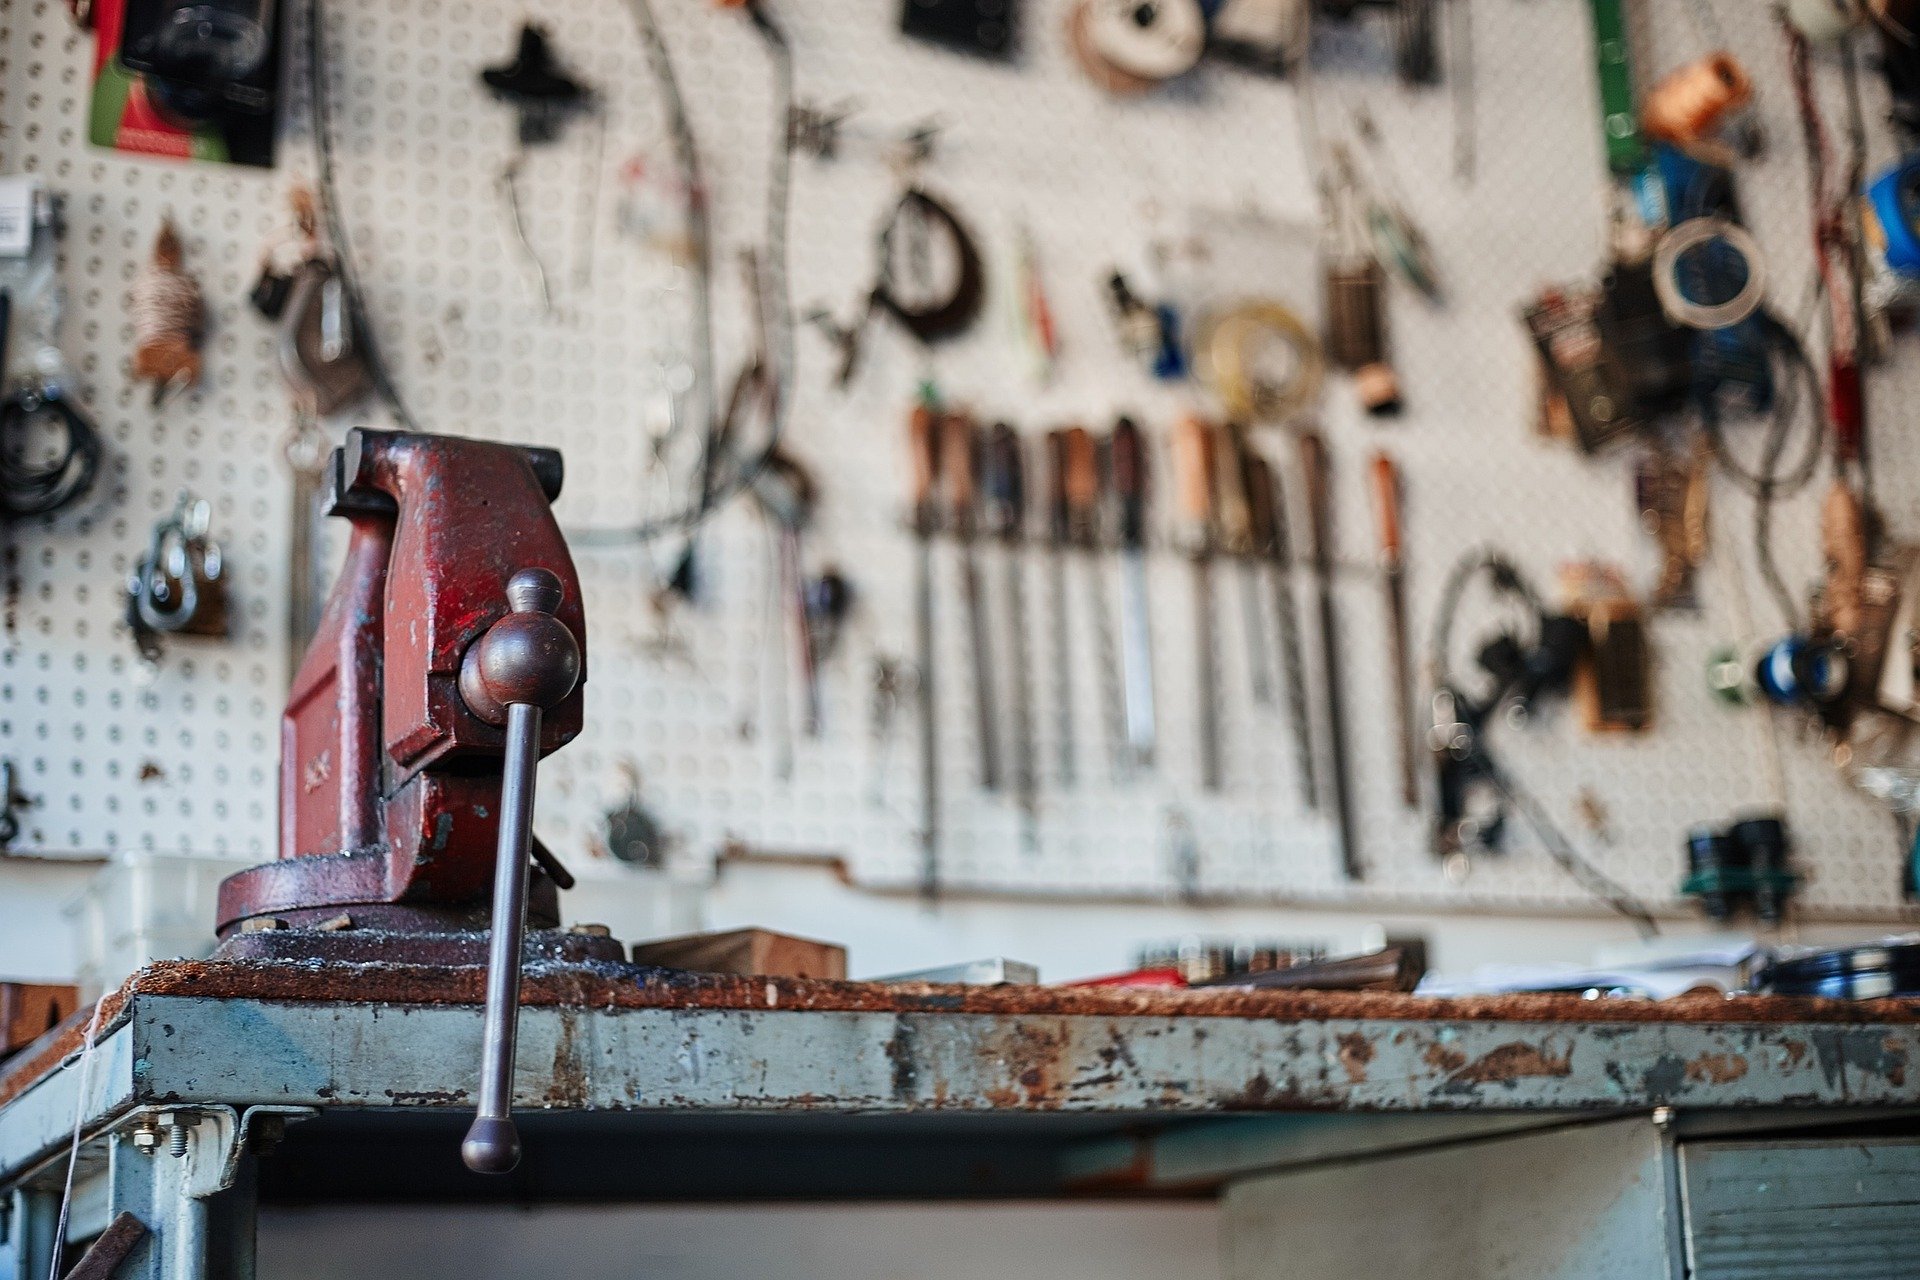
xmin=4 ymin=958 xmax=1919 ymax=1112
xmin=119 ymin=958 xmax=1920 ymax=1024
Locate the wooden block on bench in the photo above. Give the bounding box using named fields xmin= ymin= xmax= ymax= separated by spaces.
xmin=631 ymin=928 xmax=847 ymax=980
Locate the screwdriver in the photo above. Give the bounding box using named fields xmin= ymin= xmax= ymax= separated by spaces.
xmin=1370 ymin=450 xmax=1418 ymax=809
xmin=1110 ymin=417 xmax=1156 ymax=769
xmin=1172 ymin=415 xmax=1222 ymax=791
xmin=1244 ymin=449 xmax=1320 ymax=810
xmin=909 ymin=401 xmax=942 ymax=897
xmin=986 ymin=422 xmax=1037 ymax=845
xmin=1215 ymin=422 xmax=1273 ymax=707
xmin=1065 ymin=425 xmax=1125 ymax=777
xmin=1299 ymin=429 xmax=1360 ymax=878
xmin=945 ymin=411 xmax=1002 ymax=792
xmin=1044 ymin=430 xmax=1077 ymax=787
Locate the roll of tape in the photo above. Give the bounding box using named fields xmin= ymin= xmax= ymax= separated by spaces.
xmin=1195 ymin=301 xmax=1324 ymax=425
xmin=1867 ymin=154 xmax=1920 ymax=277
xmin=1081 ymin=0 xmax=1206 ymax=82
xmin=1651 ymin=217 xmax=1766 ymax=330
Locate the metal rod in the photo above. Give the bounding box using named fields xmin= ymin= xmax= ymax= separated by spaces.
xmin=462 ymin=700 xmax=541 ymax=1174
xmin=1118 ymin=549 xmax=1156 ymax=766
xmin=1048 ymin=544 xmax=1076 ymax=786
xmin=916 ymin=536 xmax=940 ymax=898
xmin=1193 ymin=555 xmax=1221 ymax=791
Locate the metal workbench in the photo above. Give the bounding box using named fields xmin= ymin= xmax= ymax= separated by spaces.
xmin=1 ymin=961 xmax=1917 ymax=1278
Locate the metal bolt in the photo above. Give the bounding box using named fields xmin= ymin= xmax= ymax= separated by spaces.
xmin=1652 ymin=1105 xmax=1675 ymax=1129
xmin=156 ymin=1110 xmax=190 ymax=1157
xmin=568 ymin=923 xmax=612 ymax=938
xmin=240 ymin=916 xmax=288 ymax=934
xmin=130 ymin=1127 xmax=160 ymax=1153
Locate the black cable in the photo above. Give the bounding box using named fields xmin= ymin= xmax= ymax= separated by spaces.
xmin=1483 ymin=763 xmax=1660 ymax=938
xmin=574 ymin=0 xmax=797 ymax=546
xmin=1426 ymin=548 xmax=1542 ymax=701
xmin=0 ymin=386 xmax=102 ymax=519
xmin=305 ymin=0 xmax=796 ymax=543
xmin=1693 ymin=310 xmax=1826 ymax=630
xmin=1426 ymin=548 xmax=1659 ymax=935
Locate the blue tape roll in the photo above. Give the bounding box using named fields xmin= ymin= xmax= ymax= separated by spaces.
xmin=1868 ymin=154 xmax=1920 ymax=277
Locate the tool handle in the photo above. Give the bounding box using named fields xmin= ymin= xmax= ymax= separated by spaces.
xmin=1172 ymin=415 xmax=1215 ymax=534
xmin=985 ymin=421 xmax=1025 ymax=541
xmin=1244 ymin=451 xmax=1278 ymax=556
xmin=1110 ymin=416 xmax=1148 ymax=548
xmin=943 ymin=412 xmax=978 ymax=532
xmin=1044 ymin=429 xmax=1071 ymax=542
xmin=1063 ymin=425 xmax=1099 ymax=541
xmin=1297 ymin=430 xmax=1333 ymax=570
xmin=1369 ymin=450 xmax=1402 ymax=564
xmin=909 ymin=402 xmax=941 ymax=529
xmin=1214 ymin=423 xmax=1254 ymax=555
xmin=458 ymin=569 xmax=582 ymax=1176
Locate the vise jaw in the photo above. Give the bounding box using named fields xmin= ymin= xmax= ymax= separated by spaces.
xmin=215 ymin=429 xmax=588 ymax=936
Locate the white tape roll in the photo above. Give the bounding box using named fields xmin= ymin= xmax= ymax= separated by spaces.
xmin=1083 ymin=0 xmax=1207 ymax=82
xmin=1652 ymin=217 xmax=1767 ymax=331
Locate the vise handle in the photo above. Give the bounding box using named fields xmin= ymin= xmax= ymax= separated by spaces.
xmin=459 ymin=568 xmax=582 ymax=1175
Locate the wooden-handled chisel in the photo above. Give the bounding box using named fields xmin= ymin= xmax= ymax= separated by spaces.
xmin=1244 ymin=446 xmax=1319 ymax=810
xmin=986 ymin=422 xmax=1037 ymax=844
xmin=1110 ymin=416 xmax=1156 ymax=769
xmin=1299 ymin=430 xmax=1360 ymax=877
xmin=944 ymin=411 xmax=1001 ymax=792
xmin=1370 ymin=450 xmax=1418 ymax=808
xmin=1173 ymin=415 xmax=1222 ymax=791
xmin=909 ymin=401 xmax=942 ymax=897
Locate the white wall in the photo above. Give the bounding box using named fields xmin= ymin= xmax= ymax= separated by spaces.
xmin=258 ymin=1202 xmax=1222 ymax=1280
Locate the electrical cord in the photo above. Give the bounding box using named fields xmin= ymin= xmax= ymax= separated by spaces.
xmin=1427 ymin=549 xmax=1659 ymax=936
xmin=306 ymin=0 xmax=796 ymax=544
xmin=1694 ymin=309 xmax=1827 ymax=629
xmin=0 ymin=384 xmax=103 ymax=518
xmin=581 ymin=0 xmax=797 ymax=545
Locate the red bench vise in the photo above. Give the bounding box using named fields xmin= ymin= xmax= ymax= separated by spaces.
xmin=214 ymin=428 xmax=616 ymax=966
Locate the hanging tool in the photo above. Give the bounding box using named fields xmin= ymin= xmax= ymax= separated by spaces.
xmin=480 ymin=22 xmax=596 ymax=314
xmin=1110 ymin=416 xmax=1156 ymax=769
xmin=1172 ymin=415 xmax=1222 ymax=791
xmin=985 ymin=422 xmax=1037 ymax=844
xmin=1245 ymin=448 xmax=1319 ymax=809
xmin=125 ymin=492 xmax=228 ymax=669
xmin=1216 ymin=423 xmax=1272 ymax=707
xmin=1299 ymin=430 xmax=1359 ymax=877
xmin=1068 ymin=425 xmax=1126 ymax=776
xmin=747 ymin=448 xmax=818 ymax=751
xmin=817 ymin=188 xmax=985 ymax=387
xmin=1044 ymin=429 xmax=1078 ymax=786
xmin=129 ymin=218 xmax=206 ymax=405
xmin=910 ymin=402 xmax=943 ymax=894
xmin=1370 ymin=450 xmax=1418 ymax=808
xmin=945 ymin=411 xmax=1001 ymax=792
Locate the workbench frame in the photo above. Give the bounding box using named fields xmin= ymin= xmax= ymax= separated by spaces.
xmin=1 ymin=964 xmax=1917 ymax=1279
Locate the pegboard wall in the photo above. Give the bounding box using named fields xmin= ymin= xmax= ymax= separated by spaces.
xmin=3 ymin=0 xmax=1917 ymax=922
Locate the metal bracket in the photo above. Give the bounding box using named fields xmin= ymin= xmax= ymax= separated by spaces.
xmin=111 ymin=1106 xmax=315 ymax=1200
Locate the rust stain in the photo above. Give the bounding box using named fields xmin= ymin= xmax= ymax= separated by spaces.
xmin=1685 ymin=1053 xmax=1749 ymax=1085
xmin=1423 ymin=1042 xmax=1468 ymax=1073
xmin=1781 ymin=1039 xmax=1809 ymax=1068
xmin=1447 ymin=1042 xmax=1572 ymax=1087
xmin=1336 ymin=1031 xmax=1374 ymax=1083
xmin=545 ymin=1012 xmax=588 ymax=1106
